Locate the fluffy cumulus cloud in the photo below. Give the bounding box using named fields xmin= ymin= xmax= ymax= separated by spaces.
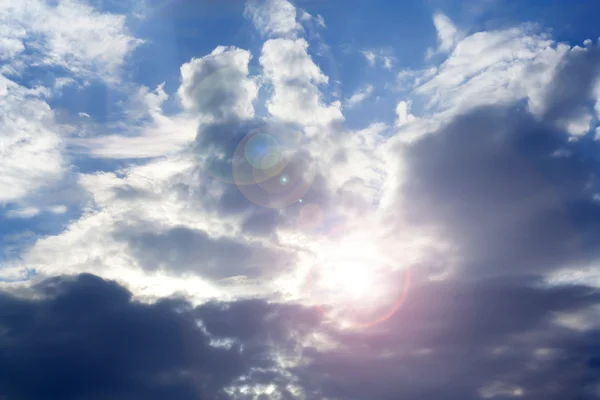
xmin=178 ymin=46 xmax=258 ymax=121
xmin=2 ymin=0 xmax=600 ymax=399
xmin=260 ymin=37 xmax=343 ymax=126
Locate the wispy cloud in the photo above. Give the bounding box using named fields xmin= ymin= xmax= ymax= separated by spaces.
xmin=345 ymin=84 xmax=374 ymax=108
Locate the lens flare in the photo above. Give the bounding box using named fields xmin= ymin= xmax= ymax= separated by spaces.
xmin=231 ymin=129 xmax=315 ymax=208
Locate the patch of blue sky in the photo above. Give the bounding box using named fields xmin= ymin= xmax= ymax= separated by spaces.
xmin=448 ymin=0 xmax=600 ymax=45
xmin=296 ymin=0 xmax=437 ymax=129
xmin=0 ymin=171 xmax=85 ymax=269
xmin=51 ymin=81 xmax=130 ymax=125
xmin=0 ymin=206 xmax=74 ymax=267
xmin=126 ymin=0 xmax=254 ymax=94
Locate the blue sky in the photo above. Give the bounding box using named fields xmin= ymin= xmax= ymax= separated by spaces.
xmin=1 ymin=0 xmax=600 ymax=398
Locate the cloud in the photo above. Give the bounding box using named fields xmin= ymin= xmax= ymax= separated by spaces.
xmin=260 ymin=38 xmax=343 ymax=126
xmin=361 ymin=49 xmax=394 ymax=69
xmin=1 ymin=0 xmax=343 ymax=297
xmin=391 ymin=104 xmax=600 ymax=280
xmin=0 ymin=0 xmax=141 ymax=83
xmin=293 ymin=276 xmax=600 ymax=399
xmin=5 ymin=207 xmax=41 ymax=219
xmin=0 ymin=0 xmax=144 ymax=212
xmin=345 ymin=85 xmax=374 ymax=108
xmin=120 ymin=225 xmax=296 ymax=281
xmin=432 ymin=12 xmax=461 ymax=53
xmin=361 ymin=50 xmax=377 ymax=66
xmin=415 ymin=25 xmax=572 ymax=118
xmin=0 ymin=274 xmax=322 ymax=399
xmin=537 ymin=44 xmax=600 ymax=135
xmin=388 ymin=41 xmax=600 ymax=282
xmin=0 ymin=272 xmax=598 ymax=400
xmin=70 ymin=44 xmax=260 ymax=160
xmin=395 ymin=100 xmax=415 ymax=126
xmin=69 ymin=83 xmax=199 ymax=159
xmin=3 ymin=2 xmax=600 ymax=398
xmin=178 ymin=46 xmax=258 ymax=121
xmin=0 ymin=75 xmax=65 ymax=204
xmin=244 ymin=0 xmax=301 ymax=38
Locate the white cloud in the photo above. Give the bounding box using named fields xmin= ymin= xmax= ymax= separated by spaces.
xmin=244 ymin=0 xmax=300 ymax=38
xmin=6 ymin=207 xmax=41 ymax=219
xmin=415 ymin=31 xmax=600 ymax=137
xmin=323 ymin=123 xmax=390 ymax=213
xmin=3 ymin=149 xmax=297 ymax=302
xmin=178 ymin=46 xmax=258 ymax=121
xmin=1 ymin=154 xmax=213 ymax=297
xmin=0 ymin=0 xmax=141 ymax=83
xmin=361 ymin=50 xmax=377 ymax=67
xmin=0 ymin=0 xmax=149 ymax=203
xmin=0 ymin=74 xmax=65 ymax=203
xmin=361 ymin=49 xmax=395 ymax=69
xmin=479 ymin=382 xmax=525 ymax=399
xmin=345 ymin=85 xmax=374 ymax=108
xmin=560 ymin=112 xmax=593 ymax=136
xmin=299 ymin=10 xmax=326 ymax=28
xmin=432 ymin=12 xmax=461 ymax=53
xmin=416 ymin=26 xmax=570 ymax=117
xmin=48 ymin=205 xmax=68 ymax=214
xmin=382 ymin=56 xmax=394 ymax=69
xmin=70 ymin=83 xmax=198 ymax=159
xmin=397 ymin=67 xmax=438 ymax=91
xmin=0 ymin=36 xmax=25 ymax=60
xmin=395 ymin=100 xmax=416 ymax=126
xmin=260 ymin=38 xmax=343 ymax=126
xmin=552 ymin=305 xmax=600 ymax=332
xmin=316 ymin=14 xmax=326 ymax=28
xmin=68 ymin=44 xmax=259 ymax=159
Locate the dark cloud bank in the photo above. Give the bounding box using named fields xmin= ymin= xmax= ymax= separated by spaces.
xmin=0 ymin=272 xmax=598 ymax=399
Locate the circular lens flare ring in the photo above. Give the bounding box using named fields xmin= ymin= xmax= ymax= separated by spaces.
xmin=233 ymin=130 xmax=314 ymax=208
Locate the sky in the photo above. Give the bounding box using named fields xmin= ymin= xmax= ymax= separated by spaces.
xmin=1 ymin=0 xmax=600 ymax=398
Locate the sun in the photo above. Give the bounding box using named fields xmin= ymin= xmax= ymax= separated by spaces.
xmin=315 ymin=236 xmax=384 ymax=300
xmin=305 ymin=233 xmax=410 ymax=329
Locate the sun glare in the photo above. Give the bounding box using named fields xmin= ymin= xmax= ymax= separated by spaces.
xmin=305 ymin=233 xmax=410 ymax=329
xmin=316 ymin=236 xmax=384 ymax=300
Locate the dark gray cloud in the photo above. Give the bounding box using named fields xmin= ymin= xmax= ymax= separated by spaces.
xmin=396 ymin=44 xmax=600 ymax=280
xmin=293 ymin=276 xmax=600 ymax=400
xmin=122 ymin=225 xmax=296 ymax=280
xmin=241 ymin=208 xmax=284 ymax=235
xmin=0 ymin=274 xmax=598 ymax=400
xmin=398 ymin=104 xmax=600 ymax=278
xmin=540 ymin=45 xmax=600 ymax=125
xmin=0 ymin=274 xmax=320 ymax=400
xmin=0 ymin=274 xmax=244 ymax=400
